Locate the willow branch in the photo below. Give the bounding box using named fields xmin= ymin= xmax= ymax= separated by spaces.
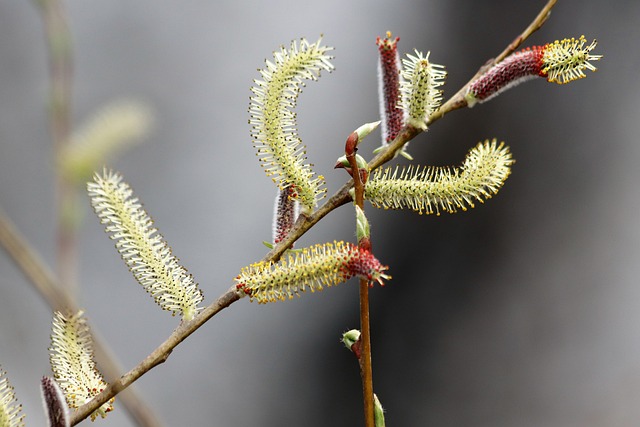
xmin=70 ymin=287 xmax=241 ymax=425
xmin=0 ymin=208 xmax=165 ymax=427
xmin=69 ymin=1 xmax=558 ymax=422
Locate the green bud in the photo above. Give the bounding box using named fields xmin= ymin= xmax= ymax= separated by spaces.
xmin=342 ymin=329 xmax=361 ymax=350
xmin=354 ymin=121 xmax=381 ymax=145
xmin=334 ymin=154 xmax=369 ymax=171
xmin=355 ymin=205 xmax=370 ymax=241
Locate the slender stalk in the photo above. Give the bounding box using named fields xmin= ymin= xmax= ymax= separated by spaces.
xmin=358 ymin=284 xmax=373 ymax=427
xmin=35 ymin=0 xmax=78 ymax=296
xmin=345 ymin=136 xmax=374 ymax=426
xmin=67 ymin=1 xmax=558 ymax=422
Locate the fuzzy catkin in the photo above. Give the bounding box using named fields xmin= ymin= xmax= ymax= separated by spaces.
xmin=235 ymin=241 xmax=389 ymax=304
xmin=365 ymin=139 xmax=513 ymax=215
xmin=249 ymin=37 xmax=334 ymax=213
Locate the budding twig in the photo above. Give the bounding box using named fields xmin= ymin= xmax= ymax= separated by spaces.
xmin=70 ymin=2 xmax=560 ymax=423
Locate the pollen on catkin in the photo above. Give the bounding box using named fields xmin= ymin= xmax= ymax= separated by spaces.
xmin=0 ymin=367 xmax=24 ymax=427
xmin=88 ymin=169 xmax=204 ymax=321
xmin=365 ymin=139 xmax=513 ymax=215
xmin=541 ymin=36 xmax=601 ymax=84
xmin=465 ymin=36 xmax=601 ymax=106
xmin=399 ymin=50 xmax=446 ymax=130
xmin=49 ymin=311 xmax=114 ymax=421
xmin=235 ymin=241 xmax=390 ymax=304
xmin=249 ymin=37 xmax=334 ymax=214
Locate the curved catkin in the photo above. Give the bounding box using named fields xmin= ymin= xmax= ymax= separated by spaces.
xmin=235 ymin=241 xmax=389 ymax=304
xmin=41 ymin=377 xmax=69 ymax=427
xmin=365 ymin=139 xmax=514 ymax=215
xmin=249 ymin=37 xmax=334 ymax=214
xmin=59 ymin=100 xmax=152 ymax=182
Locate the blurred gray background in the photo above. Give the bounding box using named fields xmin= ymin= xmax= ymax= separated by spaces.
xmin=1 ymin=0 xmax=638 ymax=426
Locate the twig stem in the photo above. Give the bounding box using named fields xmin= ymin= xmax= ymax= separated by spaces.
xmin=69 ymin=288 xmax=241 ymax=425
xmin=346 ymin=134 xmax=375 ymax=427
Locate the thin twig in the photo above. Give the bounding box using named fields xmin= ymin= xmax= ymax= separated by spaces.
xmin=346 ymin=135 xmax=375 ymax=427
xmin=69 ymin=1 xmax=558 ymax=422
xmin=358 ymin=277 xmax=373 ymax=427
xmin=70 ymin=288 xmax=242 ymax=425
xmin=0 ymin=209 xmax=165 ymax=427
xmin=495 ymin=0 xmax=557 ymax=64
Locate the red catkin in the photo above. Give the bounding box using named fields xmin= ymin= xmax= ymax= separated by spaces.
xmin=376 ymin=32 xmax=404 ymax=145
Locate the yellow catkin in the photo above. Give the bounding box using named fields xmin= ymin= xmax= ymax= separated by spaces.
xmin=365 ymin=139 xmax=513 ymax=215
xmin=249 ymin=37 xmax=334 ymax=214
xmin=49 ymin=311 xmax=114 ymax=421
xmin=235 ymin=241 xmax=389 ymax=304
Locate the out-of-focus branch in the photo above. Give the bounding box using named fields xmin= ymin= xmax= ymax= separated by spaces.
xmin=35 ymin=0 xmax=78 ymax=296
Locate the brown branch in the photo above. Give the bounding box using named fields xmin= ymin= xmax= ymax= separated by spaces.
xmin=0 ymin=208 xmax=165 ymax=427
xmin=68 ymin=1 xmax=559 ymax=422
xmin=345 ymin=134 xmax=375 ymax=427
xmin=0 ymin=208 xmax=69 ymax=310
xmin=358 ymin=275 xmax=374 ymax=427
xmin=495 ymin=0 xmax=557 ymax=64
xmin=70 ymin=288 xmax=242 ymax=425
